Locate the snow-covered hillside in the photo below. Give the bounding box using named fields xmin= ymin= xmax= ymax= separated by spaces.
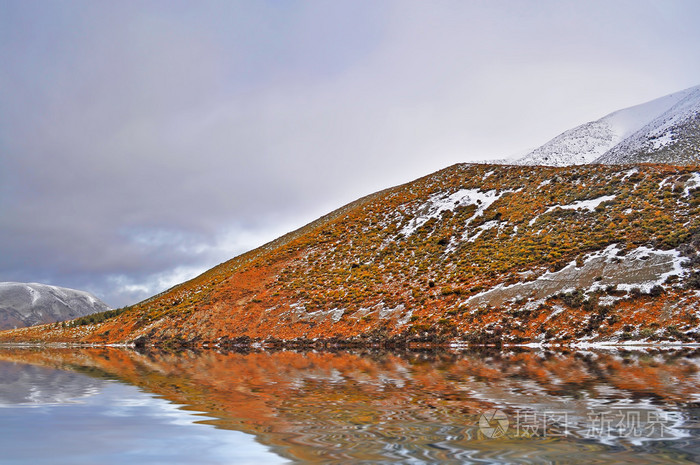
xmin=0 ymin=282 xmax=111 ymax=330
xmin=596 ymin=86 xmax=700 ymax=164
xmin=515 ymin=85 xmax=700 ymax=166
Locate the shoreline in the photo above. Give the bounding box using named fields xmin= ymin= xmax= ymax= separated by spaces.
xmin=2 ymin=339 xmax=700 ymax=352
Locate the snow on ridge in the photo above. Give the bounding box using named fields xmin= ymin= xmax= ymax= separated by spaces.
xmin=596 ymin=86 xmax=700 ymax=163
xmin=603 ymin=85 xmax=698 ymax=139
xmin=400 ymin=188 xmax=506 ymax=236
xmin=0 ymin=282 xmax=112 ymax=329
xmin=514 ymin=85 xmax=700 ymax=167
xmin=0 ymin=282 xmax=109 ymax=308
xmin=514 ymin=119 xmax=619 ymax=166
xmin=26 ymin=286 xmax=41 ymax=305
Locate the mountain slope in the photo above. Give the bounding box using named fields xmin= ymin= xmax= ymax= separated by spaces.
xmin=515 ymin=85 xmax=700 ymax=166
xmin=3 ymin=163 xmax=700 ymax=346
xmin=595 ymin=87 xmax=700 ymax=164
xmin=0 ymin=282 xmax=110 ymax=330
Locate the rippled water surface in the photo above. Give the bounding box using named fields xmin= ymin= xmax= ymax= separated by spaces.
xmin=1 ymin=347 xmax=700 ymax=464
xmin=0 ymin=359 xmax=285 ymax=465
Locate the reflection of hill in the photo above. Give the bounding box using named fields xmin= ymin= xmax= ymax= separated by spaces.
xmin=0 ymin=360 xmax=104 ymax=405
xmin=1 ymin=348 xmax=699 ymax=463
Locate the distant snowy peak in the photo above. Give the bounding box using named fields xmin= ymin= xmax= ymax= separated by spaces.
xmin=0 ymin=282 xmax=111 ymax=330
xmin=514 ymin=119 xmax=619 ymax=166
xmin=595 ymin=86 xmax=700 ymax=165
xmin=515 ymin=85 xmax=700 ymax=166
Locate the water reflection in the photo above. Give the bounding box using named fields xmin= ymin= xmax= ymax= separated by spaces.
xmin=0 ymin=360 xmax=103 ymax=406
xmin=1 ymin=347 xmax=700 ymax=464
xmin=0 ymin=357 xmax=287 ymax=465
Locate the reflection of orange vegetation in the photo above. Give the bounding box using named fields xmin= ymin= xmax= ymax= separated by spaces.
xmin=2 ymin=163 xmax=700 ymax=346
xmin=542 ymin=357 xmax=590 ymax=385
xmin=1 ymin=348 xmax=699 ymax=461
xmin=600 ymin=356 xmax=697 ymax=396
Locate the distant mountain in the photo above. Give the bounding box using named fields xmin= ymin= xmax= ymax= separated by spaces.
xmin=515 ymin=85 xmax=700 ymax=166
xmin=0 ymin=282 xmax=110 ymax=330
xmin=2 ymin=163 xmax=699 ymax=346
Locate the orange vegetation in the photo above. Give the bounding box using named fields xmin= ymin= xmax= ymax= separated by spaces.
xmin=1 ymin=163 xmax=700 ymax=346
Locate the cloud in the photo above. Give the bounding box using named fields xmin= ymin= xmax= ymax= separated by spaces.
xmin=1 ymin=1 xmax=700 ymax=307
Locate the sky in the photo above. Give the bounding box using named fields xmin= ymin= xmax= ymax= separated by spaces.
xmin=1 ymin=0 xmax=700 ymax=308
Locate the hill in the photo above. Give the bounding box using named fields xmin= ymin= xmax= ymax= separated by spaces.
xmin=515 ymin=85 xmax=700 ymax=166
xmin=2 ymin=163 xmax=700 ymax=347
xmin=0 ymin=282 xmax=111 ymax=330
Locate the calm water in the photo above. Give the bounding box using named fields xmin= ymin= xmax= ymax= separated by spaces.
xmin=1 ymin=347 xmax=700 ymax=464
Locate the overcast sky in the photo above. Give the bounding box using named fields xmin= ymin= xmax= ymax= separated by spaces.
xmin=1 ymin=0 xmax=700 ymax=307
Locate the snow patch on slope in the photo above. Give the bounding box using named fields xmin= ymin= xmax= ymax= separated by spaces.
xmin=465 ymin=220 xmax=500 ymax=243
xmin=546 ymin=195 xmax=616 ymax=213
xmin=400 ymin=189 xmax=505 ymax=236
xmin=529 ymin=195 xmax=615 ymax=226
xmin=463 ymin=244 xmax=687 ymax=309
xmin=685 ymin=172 xmax=700 ymax=196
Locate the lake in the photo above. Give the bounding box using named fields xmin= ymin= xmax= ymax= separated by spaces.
xmin=1 ymin=346 xmax=699 ymax=464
